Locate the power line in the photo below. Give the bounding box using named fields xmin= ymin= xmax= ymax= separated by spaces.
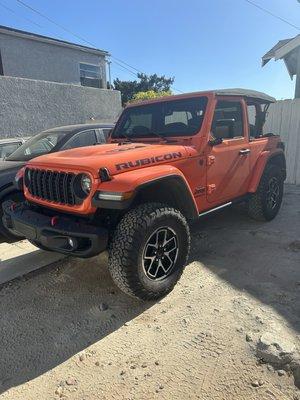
xmin=244 ymin=0 xmax=300 ymax=31
xmin=14 ymin=0 xmax=184 ymax=92
xmin=14 ymin=0 xmax=143 ymax=76
xmin=0 ymin=0 xmax=44 ymax=29
xmin=15 ymin=0 xmax=97 ymax=45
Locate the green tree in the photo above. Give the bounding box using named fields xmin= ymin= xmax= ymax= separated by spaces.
xmin=113 ymin=73 xmax=174 ymax=105
xmin=130 ymin=90 xmax=171 ymax=103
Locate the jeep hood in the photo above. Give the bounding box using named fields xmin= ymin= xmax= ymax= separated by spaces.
xmin=27 ymin=143 xmax=188 ymax=178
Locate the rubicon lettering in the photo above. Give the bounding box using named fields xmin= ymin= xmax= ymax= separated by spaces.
xmin=115 ymin=152 xmax=182 ymax=171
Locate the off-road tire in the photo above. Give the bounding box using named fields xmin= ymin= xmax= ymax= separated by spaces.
xmin=247 ymin=164 xmax=284 ymax=221
xmin=108 ymin=203 xmax=190 ymax=301
xmin=0 ymin=192 xmax=25 ymax=242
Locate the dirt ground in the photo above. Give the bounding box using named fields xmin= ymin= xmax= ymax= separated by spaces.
xmin=0 ymin=184 xmax=299 ymax=400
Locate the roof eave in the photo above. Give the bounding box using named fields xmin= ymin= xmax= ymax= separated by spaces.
xmin=0 ymin=25 xmax=109 ymax=56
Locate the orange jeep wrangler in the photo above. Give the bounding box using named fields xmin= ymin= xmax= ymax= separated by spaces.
xmin=3 ymin=89 xmax=286 ymax=300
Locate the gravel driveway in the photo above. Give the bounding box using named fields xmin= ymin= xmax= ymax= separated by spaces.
xmin=0 ymin=184 xmax=299 ymax=400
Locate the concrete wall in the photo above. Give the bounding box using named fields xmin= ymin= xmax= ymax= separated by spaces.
xmin=0 ymin=33 xmax=106 ymax=86
xmin=264 ymin=99 xmax=300 ymax=185
xmin=0 ymin=76 xmax=122 ymax=137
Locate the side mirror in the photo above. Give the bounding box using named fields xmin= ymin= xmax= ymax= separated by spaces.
xmin=209 ymin=137 xmax=223 ymax=146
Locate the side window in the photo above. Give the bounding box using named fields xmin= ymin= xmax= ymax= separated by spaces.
xmin=64 ymin=130 xmax=97 ymax=150
xmin=0 ymin=143 xmax=21 ymax=158
xmin=101 ymin=128 xmax=112 ymax=142
xmin=247 ymin=103 xmax=262 ymax=139
xmin=212 ymin=101 xmax=244 ymax=140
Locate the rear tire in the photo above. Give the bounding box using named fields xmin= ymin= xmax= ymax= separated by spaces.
xmin=247 ymin=164 xmax=284 ymax=221
xmin=0 ymin=191 xmax=25 ymax=242
xmin=108 ymin=203 xmax=190 ymax=301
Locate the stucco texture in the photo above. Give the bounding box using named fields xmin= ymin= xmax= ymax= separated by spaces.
xmin=0 ymin=76 xmax=122 ymax=137
xmin=0 ymin=33 xmax=106 ymax=85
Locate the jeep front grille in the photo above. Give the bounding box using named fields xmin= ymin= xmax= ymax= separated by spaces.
xmin=25 ymin=168 xmax=77 ymax=205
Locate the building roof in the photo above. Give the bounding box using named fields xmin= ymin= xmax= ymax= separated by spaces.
xmin=262 ymin=35 xmax=300 ymax=79
xmin=0 ymin=24 xmax=109 ymax=56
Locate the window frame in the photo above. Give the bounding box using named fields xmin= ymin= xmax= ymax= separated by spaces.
xmin=62 ymin=129 xmax=98 ymax=150
xmin=211 ymin=97 xmax=247 ymax=141
xmin=79 ymin=62 xmax=102 ymax=88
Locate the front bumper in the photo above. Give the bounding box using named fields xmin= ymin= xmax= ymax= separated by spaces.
xmin=2 ymin=201 xmax=108 ymax=258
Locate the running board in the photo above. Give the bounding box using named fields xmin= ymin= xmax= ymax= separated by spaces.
xmin=198 ymin=202 xmax=232 ymax=217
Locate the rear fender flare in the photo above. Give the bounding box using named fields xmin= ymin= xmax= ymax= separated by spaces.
xmin=248 ymin=149 xmax=284 ymax=193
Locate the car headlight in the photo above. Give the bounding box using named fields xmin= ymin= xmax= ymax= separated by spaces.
xmin=81 ymin=174 xmax=92 ymax=195
xmin=73 ymin=173 xmax=92 ymax=199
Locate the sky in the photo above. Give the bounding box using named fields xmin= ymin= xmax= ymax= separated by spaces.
xmin=0 ymin=0 xmax=299 ymax=99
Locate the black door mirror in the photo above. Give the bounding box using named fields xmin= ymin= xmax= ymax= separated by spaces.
xmin=209 ymin=137 xmax=223 ymax=146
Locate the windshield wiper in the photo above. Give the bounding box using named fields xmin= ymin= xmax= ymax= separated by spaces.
xmin=116 ymin=132 xmax=132 ymax=142
xmin=147 ymin=132 xmax=173 ymax=143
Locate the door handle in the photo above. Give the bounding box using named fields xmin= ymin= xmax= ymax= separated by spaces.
xmin=239 ymin=149 xmax=251 ymax=155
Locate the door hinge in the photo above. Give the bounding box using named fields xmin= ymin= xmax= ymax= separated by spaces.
xmin=207 ymin=184 xmax=216 ymax=194
xmin=207 ymin=155 xmax=215 ymax=166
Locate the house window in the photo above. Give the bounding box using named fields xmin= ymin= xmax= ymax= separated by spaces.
xmin=80 ymin=63 xmax=102 ymax=88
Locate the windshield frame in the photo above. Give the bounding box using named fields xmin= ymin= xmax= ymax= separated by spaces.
xmin=111 ymin=96 xmax=208 ymax=140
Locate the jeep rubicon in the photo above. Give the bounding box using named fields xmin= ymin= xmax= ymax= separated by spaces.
xmin=3 ymin=89 xmax=286 ymax=300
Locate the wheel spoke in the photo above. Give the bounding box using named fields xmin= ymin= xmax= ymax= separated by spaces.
xmin=266 ymin=177 xmax=280 ymax=210
xmin=165 ymin=237 xmax=177 ymax=252
xmin=148 ymin=261 xmax=159 ymax=278
xmin=142 ymin=227 xmax=179 ymax=281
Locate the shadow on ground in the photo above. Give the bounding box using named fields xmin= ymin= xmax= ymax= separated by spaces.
xmin=0 ymin=252 xmax=153 ymax=394
xmin=0 ymin=185 xmax=299 ymax=394
xmin=190 ymin=184 xmax=300 ymax=335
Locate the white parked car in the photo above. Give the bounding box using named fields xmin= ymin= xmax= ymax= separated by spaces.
xmin=0 ymin=137 xmax=29 ymax=160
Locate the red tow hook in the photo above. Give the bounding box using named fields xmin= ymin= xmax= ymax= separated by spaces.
xmin=10 ymin=202 xmax=17 ymax=211
xmin=51 ymin=216 xmax=59 ymax=227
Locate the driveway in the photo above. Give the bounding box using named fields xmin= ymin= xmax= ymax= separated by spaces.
xmin=0 ymin=184 xmax=299 ymax=399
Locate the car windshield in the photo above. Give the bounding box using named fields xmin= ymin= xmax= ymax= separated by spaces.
xmin=112 ymin=96 xmax=208 ymax=139
xmin=6 ymin=131 xmax=68 ymax=161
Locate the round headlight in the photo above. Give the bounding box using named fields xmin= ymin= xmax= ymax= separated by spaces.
xmin=81 ymin=174 xmax=92 ymax=195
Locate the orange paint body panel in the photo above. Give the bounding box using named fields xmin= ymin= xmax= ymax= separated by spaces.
xmin=21 ymin=90 xmax=284 ymax=216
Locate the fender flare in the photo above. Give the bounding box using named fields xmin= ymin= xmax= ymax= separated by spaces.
xmin=248 ymin=149 xmax=285 ymax=193
xmin=92 ymin=164 xmax=199 ymax=219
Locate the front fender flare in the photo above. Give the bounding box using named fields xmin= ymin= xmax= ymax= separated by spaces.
xmin=92 ymin=165 xmax=198 ymax=219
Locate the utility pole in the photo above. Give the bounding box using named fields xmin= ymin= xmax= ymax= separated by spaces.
xmin=295 ymin=48 xmax=300 ymax=98
xmin=107 ymin=60 xmax=112 ymax=89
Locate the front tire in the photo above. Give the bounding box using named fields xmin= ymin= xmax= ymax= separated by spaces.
xmin=0 ymin=192 xmax=25 ymax=242
xmin=108 ymin=203 xmax=190 ymax=301
xmin=247 ymin=164 xmax=284 ymax=221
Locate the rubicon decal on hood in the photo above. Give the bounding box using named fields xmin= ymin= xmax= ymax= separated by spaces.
xmin=115 ymin=152 xmax=182 ymax=171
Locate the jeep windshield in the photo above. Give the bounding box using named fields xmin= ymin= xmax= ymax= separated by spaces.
xmin=112 ymin=96 xmax=208 ymax=139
